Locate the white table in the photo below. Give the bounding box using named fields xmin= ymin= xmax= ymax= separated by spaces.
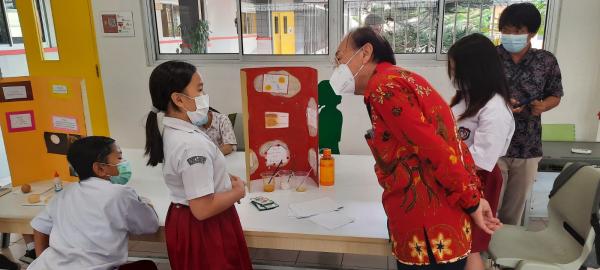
xmin=0 ymin=149 xmax=392 ymax=255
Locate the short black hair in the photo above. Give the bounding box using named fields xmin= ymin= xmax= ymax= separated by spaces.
xmin=499 ymin=3 xmax=542 ymax=34
xmin=67 ymin=136 xmax=115 ymax=180
xmin=347 ymin=27 xmax=396 ymax=65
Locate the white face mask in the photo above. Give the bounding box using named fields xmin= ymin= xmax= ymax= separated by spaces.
xmin=330 ymin=47 xmax=365 ymax=95
xmin=182 ymin=94 xmax=210 ymax=126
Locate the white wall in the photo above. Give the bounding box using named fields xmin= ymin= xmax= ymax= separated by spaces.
xmin=545 ymin=0 xmax=600 ymax=141
xmin=92 ymin=0 xmax=600 ymax=155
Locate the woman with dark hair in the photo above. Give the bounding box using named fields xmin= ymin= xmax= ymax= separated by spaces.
xmin=145 ymin=61 xmax=251 ymax=270
xmin=331 ymin=27 xmax=501 ymax=269
xmin=448 ymin=33 xmax=514 ymax=270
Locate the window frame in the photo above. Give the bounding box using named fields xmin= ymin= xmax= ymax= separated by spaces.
xmin=142 ymin=0 xmax=560 ymax=65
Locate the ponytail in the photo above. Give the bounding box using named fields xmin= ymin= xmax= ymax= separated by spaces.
xmin=145 ymin=60 xmax=197 ymax=166
xmin=145 ymin=111 xmax=164 ymax=166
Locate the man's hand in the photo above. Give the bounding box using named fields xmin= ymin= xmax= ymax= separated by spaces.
xmin=530 ymin=100 xmax=547 ymax=116
xmin=510 ymin=98 xmax=525 ymax=113
xmin=470 ymin=198 xmax=502 ymax=235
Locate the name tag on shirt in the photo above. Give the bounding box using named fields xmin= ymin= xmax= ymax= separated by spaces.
xmin=187 ymin=156 xmax=207 ymax=166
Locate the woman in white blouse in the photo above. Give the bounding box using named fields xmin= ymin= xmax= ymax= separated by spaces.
xmin=448 ymin=33 xmax=515 ymax=270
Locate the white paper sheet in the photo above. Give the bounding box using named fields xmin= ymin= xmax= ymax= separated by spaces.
xmin=308 ymin=211 xmax=354 ymax=230
xmin=52 ymin=116 xmax=78 ymax=131
xmin=52 ymin=84 xmax=68 ymax=94
xmin=265 ymin=112 xmax=289 ymax=129
xmin=262 ymin=74 xmax=289 ymax=94
xmin=3 ymin=86 xmax=27 ymax=100
xmin=289 ymin=197 xmax=343 ymax=218
xmin=9 ymin=113 xmax=33 ymax=129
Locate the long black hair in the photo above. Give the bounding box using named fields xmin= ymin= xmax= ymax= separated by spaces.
xmin=448 ymin=33 xmax=510 ymax=120
xmin=347 ymin=27 xmax=396 ymax=65
xmin=145 ymin=60 xmax=197 ymax=166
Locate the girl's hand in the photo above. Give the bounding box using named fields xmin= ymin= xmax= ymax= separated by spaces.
xmin=230 ymin=175 xmax=246 ymax=200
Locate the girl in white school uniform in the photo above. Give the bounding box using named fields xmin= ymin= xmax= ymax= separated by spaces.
xmin=145 ymin=61 xmax=251 ymax=270
xmin=28 ymin=136 xmax=160 ymax=270
xmin=448 ymin=33 xmax=515 ymax=270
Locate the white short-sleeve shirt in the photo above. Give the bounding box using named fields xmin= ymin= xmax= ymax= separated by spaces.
xmin=162 ymin=117 xmax=232 ymax=205
xmin=28 ymin=178 xmax=159 ymax=270
xmin=452 ymin=94 xmax=515 ymax=172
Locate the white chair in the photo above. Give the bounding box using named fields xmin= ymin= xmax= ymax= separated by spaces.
xmin=489 ymin=164 xmax=600 ymax=270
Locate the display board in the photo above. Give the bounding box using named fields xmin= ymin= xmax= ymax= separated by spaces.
xmin=240 ymin=67 xmax=319 ymax=191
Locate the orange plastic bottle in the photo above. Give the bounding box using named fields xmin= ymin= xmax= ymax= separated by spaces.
xmin=319 ymin=148 xmax=335 ymax=186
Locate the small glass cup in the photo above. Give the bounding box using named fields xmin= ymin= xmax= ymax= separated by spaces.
xmin=293 ymin=171 xmax=310 ymax=192
xmin=261 ymin=171 xmax=276 ymax=192
xmin=277 ymin=170 xmax=293 ymax=190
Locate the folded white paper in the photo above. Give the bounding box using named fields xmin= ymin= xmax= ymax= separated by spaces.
xmin=309 ymin=211 xmax=354 ymax=230
xmin=289 ymin=197 xmax=343 ymax=218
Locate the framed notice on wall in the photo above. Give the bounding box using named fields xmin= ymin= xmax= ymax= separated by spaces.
xmin=100 ymin=11 xmax=135 ymax=37
xmin=6 ymin=110 xmax=35 ymax=132
xmin=0 ymin=81 xmax=33 ymax=102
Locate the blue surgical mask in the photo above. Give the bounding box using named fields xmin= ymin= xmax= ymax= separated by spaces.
xmin=182 ymin=94 xmax=210 ymax=127
xmin=501 ymin=34 xmax=528 ymax=53
xmin=104 ymin=161 xmax=132 ymax=185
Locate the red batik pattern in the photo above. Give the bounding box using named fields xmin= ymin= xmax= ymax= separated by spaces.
xmin=364 ymin=62 xmax=482 ymax=265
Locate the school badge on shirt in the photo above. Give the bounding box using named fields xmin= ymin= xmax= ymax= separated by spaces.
xmin=458 ymin=127 xmax=471 ymax=141
xmin=187 ymin=156 xmax=207 ymax=166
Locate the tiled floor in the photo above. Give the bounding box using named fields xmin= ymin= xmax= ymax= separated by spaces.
xmin=1 ymin=219 xmax=598 ymax=270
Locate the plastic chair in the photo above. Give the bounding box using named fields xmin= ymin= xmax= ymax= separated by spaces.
xmin=489 ymin=164 xmax=600 ymax=270
xmin=542 ymin=124 xmax=576 ymax=141
xmin=229 ymin=112 xmax=245 ymax=151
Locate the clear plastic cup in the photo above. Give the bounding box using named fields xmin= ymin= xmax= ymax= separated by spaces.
xmin=277 ymin=170 xmax=293 ymax=190
xmin=293 ymin=171 xmax=310 ymax=192
xmin=261 ymin=171 xmax=276 ymax=192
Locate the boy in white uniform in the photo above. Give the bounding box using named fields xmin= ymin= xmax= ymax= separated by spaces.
xmin=28 ymin=136 xmax=159 ymax=270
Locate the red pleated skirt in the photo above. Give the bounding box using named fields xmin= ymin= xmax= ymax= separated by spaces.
xmin=165 ymin=203 xmax=253 ymax=270
xmin=471 ymin=165 xmax=503 ymax=252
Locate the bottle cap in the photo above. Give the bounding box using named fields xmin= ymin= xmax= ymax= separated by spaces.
xmin=323 ymin=148 xmax=332 ymax=158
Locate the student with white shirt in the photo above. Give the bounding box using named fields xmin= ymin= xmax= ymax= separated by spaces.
xmin=28 ymin=136 xmax=160 ymax=270
xmin=145 ymin=61 xmax=251 ymax=270
xmin=448 ymin=33 xmax=515 ymax=270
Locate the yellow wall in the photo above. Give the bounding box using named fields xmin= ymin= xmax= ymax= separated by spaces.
xmin=16 ymin=0 xmax=109 ymax=136
xmin=0 ymin=77 xmax=86 ymax=185
xmin=0 ymin=0 xmax=109 ymax=185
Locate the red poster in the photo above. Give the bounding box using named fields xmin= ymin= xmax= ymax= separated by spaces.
xmin=241 ymin=67 xmax=319 ymax=187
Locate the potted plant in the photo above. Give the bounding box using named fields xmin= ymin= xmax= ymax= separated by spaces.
xmin=179 ymin=20 xmax=211 ymax=54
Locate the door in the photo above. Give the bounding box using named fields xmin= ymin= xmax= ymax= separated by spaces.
xmin=279 ymin=11 xmax=295 ymax=54
xmin=272 ymin=12 xmax=281 ymax=54
xmin=17 ymin=0 xmax=109 ymax=135
xmin=271 ymin=11 xmax=295 ymax=54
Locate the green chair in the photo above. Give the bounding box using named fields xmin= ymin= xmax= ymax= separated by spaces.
xmin=542 ymin=124 xmax=575 ymax=141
